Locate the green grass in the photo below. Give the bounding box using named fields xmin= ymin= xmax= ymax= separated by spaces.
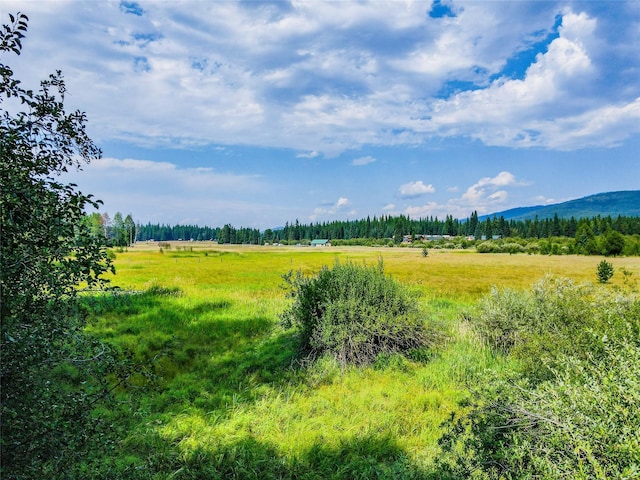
xmin=81 ymin=244 xmax=640 ymax=478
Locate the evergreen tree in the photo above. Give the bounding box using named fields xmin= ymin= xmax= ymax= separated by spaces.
xmin=551 ymin=213 xmax=561 ymax=236
xmin=469 ymin=210 xmax=479 ymax=237
xmin=484 ymin=217 xmax=493 ymax=238
xmin=574 ymin=223 xmax=597 ymax=255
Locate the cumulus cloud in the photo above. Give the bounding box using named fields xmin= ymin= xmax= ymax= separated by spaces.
xmin=398 ymin=181 xmax=436 ymax=199
xmin=461 ymin=171 xmax=524 ymax=204
xmin=405 ymin=202 xmax=442 ymax=218
xmin=310 ymin=196 xmax=354 ymax=221
xmin=335 ymin=197 xmax=350 ymax=208
xmin=534 ymin=195 xmax=558 ymax=205
xmin=420 ymin=10 xmax=640 ymax=149
xmin=6 ymin=2 xmax=638 ymax=155
xmin=404 ymin=171 xmax=528 ymax=219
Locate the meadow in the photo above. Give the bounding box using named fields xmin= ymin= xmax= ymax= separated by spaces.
xmin=83 ymin=243 xmax=640 ymax=478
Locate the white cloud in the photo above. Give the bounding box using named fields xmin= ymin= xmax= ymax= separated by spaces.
xmin=6 ymin=2 xmax=637 ymax=156
xmin=530 ymin=97 xmax=640 ymax=150
xmin=398 ymin=181 xmax=436 ymax=198
xmin=461 ymin=171 xmax=524 ymax=204
xmin=418 ymin=10 xmax=640 ymax=150
xmin=352 ymin=156 xmax=376 ymax=166
xmin=405 ymin=202 xmax=443 ymax=218
xmin=336 ymin=197 xmax=350 ymax=208
xmin=404 ymin=171 xmax=528 ymax=220
xmin=310 ymin=196 xmax=353 ymax=221
xmin=488 ymin=191 xmax=508 ymax=203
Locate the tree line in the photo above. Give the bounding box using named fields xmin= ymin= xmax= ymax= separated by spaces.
xmin=275 ymin=212 xmax=640 ymax=241
xmin=135 ymin=222 xmax=261 ymax=244
xmin=127 ymin=212 xmax=640 ymax=245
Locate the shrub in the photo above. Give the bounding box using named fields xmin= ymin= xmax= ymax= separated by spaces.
xmin=502 ymin=242 xmax=525 ymax=254
xmin=439 ymin=280 xmax=640 ymax=479
xmin=469 ymin=276 xmax=639 ymax=380
xmin=475 ymin=241 xmax=494 ymax=253
xmin=280 ymin=260 xmax=431 ymax=366
xmin=438 ymin=336 xmax=640 ymax=479
xmin=524 ymin=242 xmax=540 ymax=255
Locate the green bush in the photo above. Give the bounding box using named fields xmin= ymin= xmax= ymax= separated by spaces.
xmin=280 ymin=260 xmax=431 ymax=366
xmin=439 ymin=279 xmax=640 ymax=479
xmin=438 ymin=336 xmax=640 ymax=479
xmin=468 ymin=276 xmax=639 ymax=379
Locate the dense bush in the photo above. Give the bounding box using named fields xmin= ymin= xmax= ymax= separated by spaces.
xmin=476 ymin=237 xmax=578 ymax=255
xmin=281 ymin=260 xmax=431 ymax=366
xmin=439 ymin=278 xmax=640 ymax=478
xmin=476 ymin=241 xmax=525 ymax=254
xmin=472 ymin=277 xmax=640 ymax=382
xmin=439 ymin=336 xmax=640 ymax=479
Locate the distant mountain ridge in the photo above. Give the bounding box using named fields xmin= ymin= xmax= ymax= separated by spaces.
xmin=482 ymin=191 xmax=640 ymax=221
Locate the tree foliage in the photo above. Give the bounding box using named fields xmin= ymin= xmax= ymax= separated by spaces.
xmin=1 ymin=13 xmax=118 ymax=476
xmin=601 ymin=228 xmax=625 ymax=256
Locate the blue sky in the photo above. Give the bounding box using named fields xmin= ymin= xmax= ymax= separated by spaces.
xmin=5 ymin=0 xmax=640 ymax=228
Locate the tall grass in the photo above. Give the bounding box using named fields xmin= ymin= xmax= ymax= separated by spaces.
xmin=78 ymin=245 xmax=640 ymax=478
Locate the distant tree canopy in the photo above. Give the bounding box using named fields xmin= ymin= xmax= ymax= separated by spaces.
xmin=269 ymin=213 xmax=639 ymax=241
xmin=133 ymin=221 xmax=259 ymax=244
xmin=129 ymin=213 xmax=640 ymax=253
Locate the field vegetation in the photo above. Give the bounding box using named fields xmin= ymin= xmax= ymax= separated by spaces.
xmin=71 ymin=243 xmax=640 ymax=478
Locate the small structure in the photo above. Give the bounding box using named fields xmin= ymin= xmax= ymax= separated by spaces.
xmin=311 ymin=239 xmax=331 ymax=247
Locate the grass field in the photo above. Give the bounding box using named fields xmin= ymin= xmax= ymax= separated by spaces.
xmin=84 ymin=243 xmax=640 ymax=478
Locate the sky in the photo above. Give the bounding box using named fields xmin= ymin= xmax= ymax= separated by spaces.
xmin=4 ymin=0 xmax=640 ymax=229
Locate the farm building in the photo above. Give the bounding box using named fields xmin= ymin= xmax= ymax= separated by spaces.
xmin=310 ymin=239 xmax=331 ymax=247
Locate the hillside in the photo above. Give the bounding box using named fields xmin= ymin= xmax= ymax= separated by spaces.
xmin=483 ymin=190 xmax=640 ymax=221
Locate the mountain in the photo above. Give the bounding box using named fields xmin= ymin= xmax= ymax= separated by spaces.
xmin=482 ymin=191 xmax=640 ymax=221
